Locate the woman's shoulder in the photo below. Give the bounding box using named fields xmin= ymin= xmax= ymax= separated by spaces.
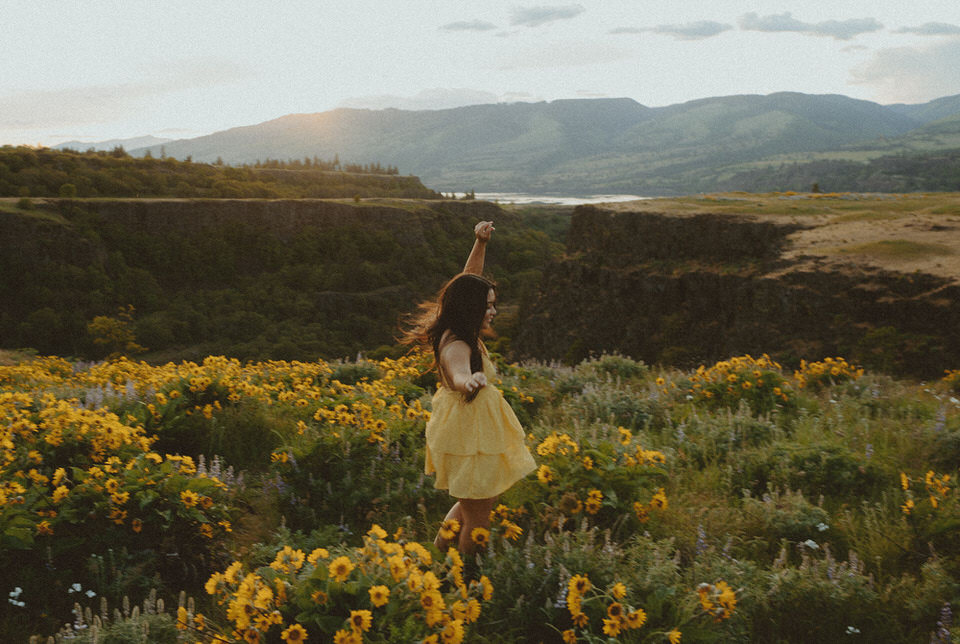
xmin=438 ymin=330 xmax=469 ymax=352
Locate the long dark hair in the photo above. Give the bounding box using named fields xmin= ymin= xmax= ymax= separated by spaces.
xmin=402 ymin=272 xmax=495 ymax=400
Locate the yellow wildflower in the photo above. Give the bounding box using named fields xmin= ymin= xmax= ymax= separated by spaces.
xmin=470 ymin=527 xmax=490 ymax=547
xmin=307 ymin=547 xmax=329 ymax=564
xmin=602 ymin=617 xmax=622 ymax=636
xmin=328 ymin=556 xmax=355 ymax=583
xmin=537 ymin=464 xmax=554 ymax=484
xmin=441 ymin=619 xmax=465 ymax=644
xmin=479 ymin=575 xmax=494 ymax=601
xmin=176 ymin=606 xmax=189 ymax=630
xmin=625 ymin=608 xmax=647 ymax=629
xmin=501 ymin=519 xmax=522 ymax=540
xmin=369 ymin=585 xmax=390 ymax=607
xmin=349 ymin=609 xmax=372 ymax=632
xmin=280 ymin=624 xmax=307 ymax=644
xmin=439 ymin=519 xmax=461 ymax=541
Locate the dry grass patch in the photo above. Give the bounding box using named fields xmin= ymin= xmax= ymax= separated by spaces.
xmin=836 ymin=239 xmax=954 ymax=260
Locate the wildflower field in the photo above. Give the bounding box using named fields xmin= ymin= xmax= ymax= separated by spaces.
xmin=2 ymin=351 xmax=959 ymax=642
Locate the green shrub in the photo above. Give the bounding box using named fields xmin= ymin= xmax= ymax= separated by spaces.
xmin=732 ymin=444 xmax=887 ymax=502
xmin=740 ymin=488 xmax=831 ymax=553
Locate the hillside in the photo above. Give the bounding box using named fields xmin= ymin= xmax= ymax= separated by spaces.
xmin=515 ymin=192 xmax=960 ymax=377
xmin=124 ymin=92 xmax=960 ymax=195
xmin=0 ymin=146 xmax=438 ymax=199
xmin=0 ymin=197 xmax=564 ymax=361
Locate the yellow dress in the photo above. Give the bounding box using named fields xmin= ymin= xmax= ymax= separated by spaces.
xmin=425 ymin=349 xmax=536 ymax=500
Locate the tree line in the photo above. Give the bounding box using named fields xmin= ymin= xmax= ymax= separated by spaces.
xmin=0 ymin=146 xmax=433 ymax=200
xmin=720 ymin=148 xmax=960 ymax=193
xmin=0 ymin=199 xmax=567 ymax=363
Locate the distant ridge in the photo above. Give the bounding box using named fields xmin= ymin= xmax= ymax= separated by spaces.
xmin=115 ymin=92 xmax=960 ymax=195
xmin=54 ymin=135 xmax=173 ymax=152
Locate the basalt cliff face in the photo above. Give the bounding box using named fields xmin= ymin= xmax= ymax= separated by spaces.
xmin=515 ymin=204 xmax=960 ymax=377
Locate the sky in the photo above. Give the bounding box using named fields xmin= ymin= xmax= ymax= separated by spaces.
xmin=2 ymin=0 xmax=960 ymax=147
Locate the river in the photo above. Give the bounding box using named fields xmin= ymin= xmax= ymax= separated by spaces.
xmin=455 ymin=192 xmax=651 ymax=205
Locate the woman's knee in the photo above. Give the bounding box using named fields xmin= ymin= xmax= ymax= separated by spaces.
xmin=458 ymin=497 xmax=496 ymax=520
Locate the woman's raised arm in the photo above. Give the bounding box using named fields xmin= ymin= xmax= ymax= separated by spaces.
xmin=463 ymin=221 xmax=494 ymax=275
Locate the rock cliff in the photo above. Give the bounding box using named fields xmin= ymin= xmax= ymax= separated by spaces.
xmin=515 ymin=198 xmax=960 ymax=377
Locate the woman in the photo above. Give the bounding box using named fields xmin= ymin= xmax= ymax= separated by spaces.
xmin=405 ymin=221 xmax=536 ymax=554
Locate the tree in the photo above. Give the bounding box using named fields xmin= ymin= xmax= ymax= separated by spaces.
xmin=58 ymin=183 xmax=77 ymax=198
xmin=87 ymin=305 xmax=146 ymax=359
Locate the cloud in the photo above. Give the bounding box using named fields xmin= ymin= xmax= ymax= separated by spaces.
xmin=510 ymin=4 xmax=585 ymax=28
xmin=441 ymin=20 xmax=498 ymax=32
xmin=739 ymin=12 xmax=883 ymax=40
xmin=651 ymin=21 xmax=732 ymax=40
xmin=337 ymin=88 xmax=500 ymax=111
xmin=0 ymin=58 xmax=254 ymax=129
xmin=850 ymin=39 xmax=960 ymax=103
xmin=894 ymin=22 xmax=960 ymax=36
xmin=607 ymin=27 xmax=643 ymax=35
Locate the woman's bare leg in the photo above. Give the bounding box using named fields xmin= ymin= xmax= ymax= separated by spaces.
xmin=457 ymin=497 xmax=497 ymax=555
xmin=434 ymin=501 xmax=463 ymax=550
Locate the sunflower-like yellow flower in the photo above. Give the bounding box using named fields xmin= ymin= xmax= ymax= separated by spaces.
xmin=568 ymin=574 xmax=591 ymax=597
xmin=270 ymin=545 xmax=306 ymax=573
xmin=180 ymin=489 xmax=199 ymax=508
xmin=420 ymin=589 xmax=445 ymax=613
xmin=536 ymin=464 xmax=554 ymax=484
xmin=602 ymin=617 xmax=622 ymax=636
xmin=328 ymin=556 xmax=355 ymax=583
xmin=625 ymin=608 xmax=647 ymax=629
xmin=441 ymin=619 xmax=465 ymax=644
xmin=52 ymin=485 xmax=69 ymax=503
xmin=470 ymin=527 xmax=490 ymax=547
xmin=333 ymin=629 xmax=359 ymax=644
xmin=368 ymin=585 xmax=390 ymax=607
xmin=349 ymin=609 xmax=372 ymax=633
xmin=500 ymin=519 xmax=522 ymax=540
xmin=307 ymin=547 xmax=329 ymax=565
xmin=479 ymin=575 xmax=494 ymax=601
xmin=465 ymin=598 xmax=481 ymax=623
xmin=439 ymin=518 xmax=460 ymax=541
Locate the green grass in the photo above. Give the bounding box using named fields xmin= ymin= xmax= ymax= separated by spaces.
xmin=838 ymin=239 xmax=954 ymax=259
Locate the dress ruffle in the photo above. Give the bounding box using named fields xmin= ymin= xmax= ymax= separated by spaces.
xmin=424 ymin=356 xmax=536 ymax=499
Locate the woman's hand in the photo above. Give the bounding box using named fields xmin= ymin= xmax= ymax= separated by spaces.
xmin=463 ymin=371 xmax=487 ymax=394
xmin=474 ymin=221 xmax=495 ymax=242
xmin=440 ymin=340 xmax=487 ymax=395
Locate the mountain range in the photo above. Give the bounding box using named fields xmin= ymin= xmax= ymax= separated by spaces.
xmin=71 ymin=92 xmax=960 ymax=195
xmin=55 ymin=135 xmax=172 ymax=153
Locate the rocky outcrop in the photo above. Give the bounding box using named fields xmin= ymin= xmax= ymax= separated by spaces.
xmin=515 ymin=205 xmax=960 ymax=377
